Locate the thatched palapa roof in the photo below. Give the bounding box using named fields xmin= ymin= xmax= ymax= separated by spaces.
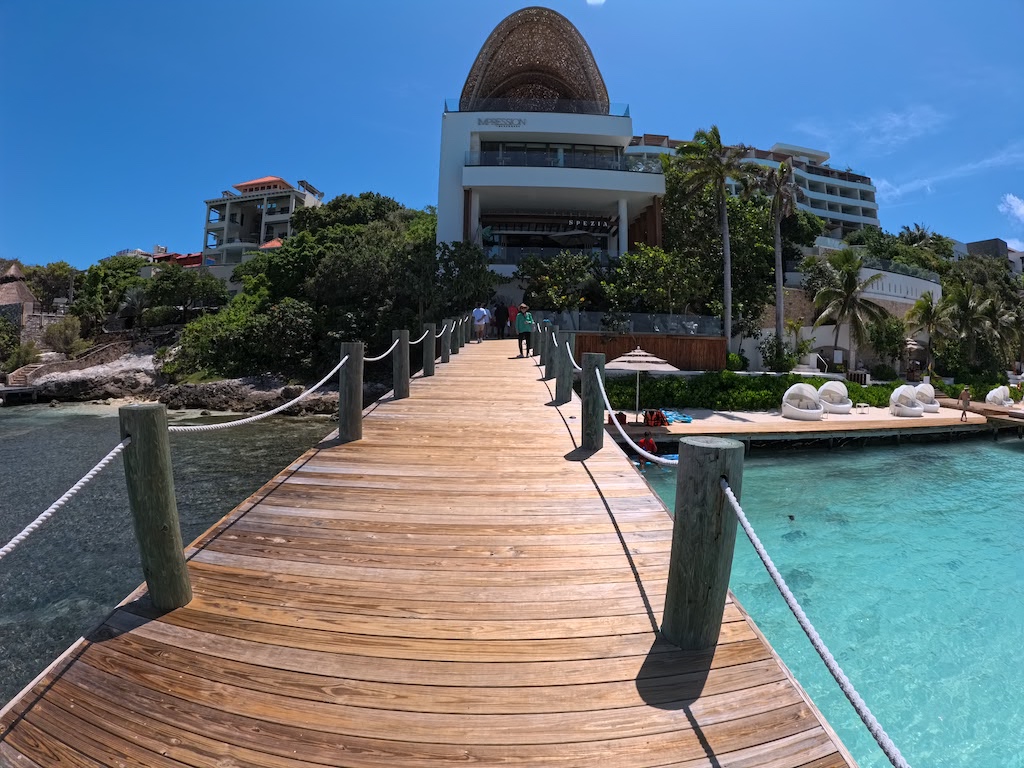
xmin=0 ymin=263 xmax=37 ymax=306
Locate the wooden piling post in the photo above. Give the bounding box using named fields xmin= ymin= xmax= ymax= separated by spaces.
xmin=530 ymin=324 xmax=540 ymax=359
xmin=451 ymin=319 xmax=460 ymax=355
xmin=581 ymin=352 xmax=606 ymax=451
xmin=422 ymin=323 xmax=436 ymax=377
xmin=393 ymin=329 xmax=410 ymax=399
xmin=458 ymin=317 xmax=467 ymax=348
xmin=338 ymin=341 xmax=363 ymax=443
xmin=555 ymin=331 xmax=575 ymax=405
xmin=118 ymin=404 xmax=192 ymax=611
xmin=543 ymin=325 xmax=559 ymax=381
xmin=662 ymin=436 xmax=744 ymax=650
xmin=441 ymin=320 xmax=451 ymax=363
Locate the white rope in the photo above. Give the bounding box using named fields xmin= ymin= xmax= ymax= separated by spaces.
xmin=435 ymin=323 xmax=448 ymax=338
xmin=721 ymin=480 xmax=912 ymax=768
xmin=593 ymin=367 xmax=678 ymax=466
xmin=168 ymin=356 xmax=348 ymax=434
xmin=409 ymin=329 xmax=431 ymax=345
xmin=364 ymin=338 xmax=401 ymax=363
xmin=566 ymin=341 xmax=582 ymax=371
xmin=0 ymin=438 xmax=131 ymax=562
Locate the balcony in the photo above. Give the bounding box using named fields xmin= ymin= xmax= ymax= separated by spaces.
xmin=445 ymin=98 xmax=629 ymax=116
xmin=488 ymin=246 xmax=609 ymax=266
xmin=466 ymin=151 xmax=662 ymax=174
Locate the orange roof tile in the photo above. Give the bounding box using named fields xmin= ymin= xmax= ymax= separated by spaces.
xmin=259 ymin=238 xmax=283 ymax=250
xmin=234 ymin=176 xmax=293 ymax=191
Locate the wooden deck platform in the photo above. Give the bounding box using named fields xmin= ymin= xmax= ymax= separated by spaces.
xmin=0 ymin=339 xmax=857 ymax=767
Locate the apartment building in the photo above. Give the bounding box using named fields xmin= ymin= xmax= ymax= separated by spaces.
xmin=202 ymin=176 xmax=323 ymax=284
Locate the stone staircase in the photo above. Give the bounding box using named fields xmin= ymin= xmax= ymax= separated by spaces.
xmin=6 ymin=364 xmax=44 ymax=387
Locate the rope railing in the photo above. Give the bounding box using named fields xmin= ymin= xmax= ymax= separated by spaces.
xmin=593 ymin=368 xmax=677 ymax=466
xmin=435 ymin=323 xmax=448 ymax=338
xmin=0 ymin=438 xmax=132 ymax=562
xmin=566 ymin=340 xmax=582 ymax=371
xmin=409 ymin=329 xmax=432 ymax=345
xmin=168 ymin=356 xmax=349 ymax=434
xmin=720 ymin=479 xmax=911 ymax=768
xmin=364 ymin=337 xmax=400 ymax=363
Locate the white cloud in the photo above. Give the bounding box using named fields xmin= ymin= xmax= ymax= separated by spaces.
xmin=795 ymin=105 xmax=948 ymax=157
xmin=998 ymin=193 xmax=1024 ymax=224
xmin=875 ymin=142 xmax=1024 ymax=203
xmin=1007 ymin=238 xmax=1024 ymax=251
xmin=586 ymin=0 xmax=606 ymax=5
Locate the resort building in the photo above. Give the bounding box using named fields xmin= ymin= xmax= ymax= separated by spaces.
xmin=202 ymin=176 xmax=323 ymax=284
xmin=436 ymin=7 xmax=667 ymax=278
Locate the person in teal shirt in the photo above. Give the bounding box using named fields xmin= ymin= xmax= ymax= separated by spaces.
xmin=515 ymin=303 xmax=534 ymax=357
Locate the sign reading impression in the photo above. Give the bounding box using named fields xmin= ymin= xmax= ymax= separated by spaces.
xmin=477 ymin=117 xmax=527 ymax=128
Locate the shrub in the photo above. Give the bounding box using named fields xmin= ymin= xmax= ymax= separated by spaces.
xmin=141 ymin=305 xmax=185 ymax=328
xmin=757 ymin=334 xmax=796 ymax=373
xmin=4 ymin=341 xmax=40 ymax=372
xmin=726 ymin=351 xmax=748 ymax=371
xmin=42 ymin=316 xmax=91 ymax=357
xmin=869 ymin=363 xmax=898 ymax=381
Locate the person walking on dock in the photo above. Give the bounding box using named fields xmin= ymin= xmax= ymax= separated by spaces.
xmin=959 ymin=386 xmax=970 ymax=422
xmin=472 ymin=303 xmax=490 ymax=343
xmin=516 ymin=303 xmax=534 ymax=357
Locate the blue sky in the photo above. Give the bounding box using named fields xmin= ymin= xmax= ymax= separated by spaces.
xmin=2 ymin=0 xmax=1022 ymax=269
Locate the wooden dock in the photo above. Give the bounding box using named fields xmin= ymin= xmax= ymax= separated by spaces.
xmin=0 ymin=339 xmax=857 ymax=767
xmin=0 ymin=385 xmax=38 ymax=406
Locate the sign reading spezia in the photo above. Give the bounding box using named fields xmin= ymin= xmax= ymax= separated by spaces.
xmin=477 ymin=118 xmax=527 ymax=127
xmin=567 ymin=218 xmax=611 ymax=232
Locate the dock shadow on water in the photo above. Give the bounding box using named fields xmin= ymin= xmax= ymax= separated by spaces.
xmin=0 ymin=404 xmax=334 ymax=704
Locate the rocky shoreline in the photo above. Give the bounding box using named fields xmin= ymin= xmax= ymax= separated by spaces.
xmin=31 ymin=356 xmax=389 ymax=415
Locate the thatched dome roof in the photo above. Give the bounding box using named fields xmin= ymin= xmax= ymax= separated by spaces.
xmin=459 ymin=7 xmax=609 ymax=113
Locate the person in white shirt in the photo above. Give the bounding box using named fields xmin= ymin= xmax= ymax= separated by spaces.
xmin=472 ymin=303 xmax=490 ymax=343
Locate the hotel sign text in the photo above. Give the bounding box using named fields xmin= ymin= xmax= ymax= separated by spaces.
xmin=477 ymin=117 xmax=527 ymax=128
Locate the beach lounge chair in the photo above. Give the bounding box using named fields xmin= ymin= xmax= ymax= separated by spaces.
xmin=818 ymin=381 xmax=853 ymax=414
xmin=985 ymin=385 xmax=1014 ymax=407
xmin=914 ymin=382 xmax=941 ymax=413
xmin=782 ymin=383 xmax=824 ymax=421
xmin=889 ymin=384 xmax=924 ymax=417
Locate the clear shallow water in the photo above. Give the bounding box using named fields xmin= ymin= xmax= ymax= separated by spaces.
xmin=644 ymin=440 xmax=1024 ymax=768
xmin=0 ymin=404 xmax=335 ymax=703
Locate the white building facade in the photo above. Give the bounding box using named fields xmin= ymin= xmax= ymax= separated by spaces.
xmin=436 ymin=8 xmax=665 ymax=279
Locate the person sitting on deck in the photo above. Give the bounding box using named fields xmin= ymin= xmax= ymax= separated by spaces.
xmin=643 ymin=409 xmax=669 ymax=427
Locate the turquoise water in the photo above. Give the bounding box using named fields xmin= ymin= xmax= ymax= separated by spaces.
xmin=644 ymin=440 xmax=1024 ymax=768
xmin=0 ymin=404 xmax=335 ymax=704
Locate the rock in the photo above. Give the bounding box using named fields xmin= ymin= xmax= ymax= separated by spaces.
xmin=200 ymin=410 xmax=211 ymax=416
xmin=49 ymin=400 xmax=60 ymax=408
xmin=281 ymin=385 xmax=304 ymax=399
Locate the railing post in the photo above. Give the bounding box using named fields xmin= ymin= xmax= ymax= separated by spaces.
xmin=450 ymin=319 xmax=460 ymax=355
xmin=393 ymin=329 xmax=410 ymax=399
xmin=440 ymin=320 xmax=452 ymax=363
xmin=118 ymin=404 xmax=192 ymax=611
xmin=581 ymin=352 xmax=605 ymax=451
xmin=458 ymin=317 xmax=467 ymax=348
xmin=530 ymin=324 xmax=540 ymax=359
xmin=422 ymin=323 xmax=436 ymax=377
xmin=555 ymin=331 xmax=575 ymax=405
xmin=662 ymin=436 xmax=744 ymax=650
xmin=543 ymin=325 xmax=559 ymax=380
xmin=338 ymin=341 xmax=363 ymax=443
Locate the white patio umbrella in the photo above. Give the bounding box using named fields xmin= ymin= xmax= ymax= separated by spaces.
xmin=605 ymin=347 xmax=679 ymax=423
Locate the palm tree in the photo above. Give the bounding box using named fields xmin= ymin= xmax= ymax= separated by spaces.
xmin=944 ymin=281 xmax=992 ymax=367
xmin=904 ymin=290 xmax=952 ymax=373
xmin=813 ymin=249 xmax=889 ymax=358
xmin=899 ymin=223 xmax=933 ymax=247
xmin=756 ymin=161 xmax=803 ymax=343
xmin=119 ymin=285 xmax=149 ymax=330
xmin=673 ymin=125 xmax=751 ymax=351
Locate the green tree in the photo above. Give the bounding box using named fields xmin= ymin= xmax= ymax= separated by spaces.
xmin=71 ymin=254 xmax=147 ymax=333
xmin=42 ymin=316 xmax=91 ymax=357
xmin=667 ymin=126 xmax=753 ymax=350
xmin=148 ymin=263 xmax=228 ymax=320
xmin=4 ymin=341 xmax=40 ymax=373
xmin=905 ymin=290 xmax=952 ymax=373
xmin=606 ymin=245 xmax=696 ymax=314
xmin=119 ymin=285 xmax=150 ymax=329
xmin=813 ymin=249 xmax=888 ymax=353
xmin=514 ymin=251 xmax=606 ymax=313
xmin=867 ymin=315 xmax=906 ymax=366
xmin=23 ymin=261 xmax=80 ymax=311
xmin=0 ymin=315 xmax=19 ymax=362
xmin=944 ymin=280 xmax=993 ymax=369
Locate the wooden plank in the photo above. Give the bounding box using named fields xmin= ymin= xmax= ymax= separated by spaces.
xmin=0 ymin=339 xmax=855 ymax=767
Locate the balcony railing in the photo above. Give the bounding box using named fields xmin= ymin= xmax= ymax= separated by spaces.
xmin=533 ymin=309 xmax=723 ymax=337
xmin=445 ymin=97 xmax=629 ymax=116
xmin=466 ymin=151 xmax=663 ymax=174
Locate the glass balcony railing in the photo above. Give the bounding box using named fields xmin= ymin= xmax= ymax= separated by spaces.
xmin=488 ymin=246 xmax=610 ymax=265
xmin=533 ymin=309 xmax=723 ymax=337
xmin=445 ymin=97 xmax=629 ymax=116
xmin=466 ymin=151 xmax=663 ymax=174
